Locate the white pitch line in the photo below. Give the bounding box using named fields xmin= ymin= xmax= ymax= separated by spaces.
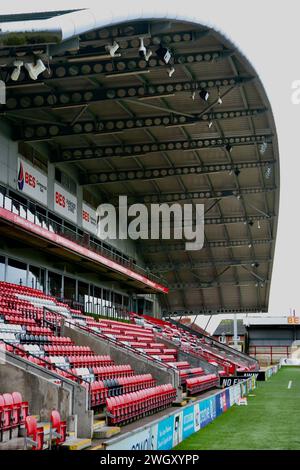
xmin=288 ymin=380 xmax=292 ymax=389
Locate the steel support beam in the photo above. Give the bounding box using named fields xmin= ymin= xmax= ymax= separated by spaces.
xmin=148 ymin=258 xmax=271 ymax=273
xmin=168 ymin=279 xmax=269 ymax=289
xmin=80 ymin=159 xmax=275 ymax=185
xmin=162 ymin=306 xmax=267 ymax=316
xmin=79 ymin=27 xmax=210 ymax=50
xmin=4 ymin=75 xmax=252 ymax=118
xmin=14 ymin=107 xmax=266 ymax=142
xmin=145 ymin=238 xmax=273 ymax=253
xmin=54 ymin=134 xmax=272 ymax=164
xmin=130 ymin=186 xmax=276 ymax=204
xmin=5 ymin=49 xmax=234 ymax=87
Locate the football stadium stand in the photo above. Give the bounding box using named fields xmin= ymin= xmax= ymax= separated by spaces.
xmin=0 ymin=6 xmax=279 ymax=451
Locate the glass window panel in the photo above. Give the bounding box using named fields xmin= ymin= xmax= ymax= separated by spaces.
xmin=0 ymin=256 xmax=5 ymax=282
xmin=48 ymin=271 xmax=62 ymax=298
xmin=64 ymin=276 xmax=76 ymax=300
xmin=7 ymin=258 xmax=27 ymax=286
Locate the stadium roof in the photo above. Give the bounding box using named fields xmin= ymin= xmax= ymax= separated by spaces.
xmin=0 ymin=8 xmax=280 ymax=317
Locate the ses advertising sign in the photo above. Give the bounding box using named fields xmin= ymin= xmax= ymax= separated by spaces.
xmin=17 ymin=158 xmax=47 ymax=205
xmin=54 ymin=183 xmax=77 ymax=223
xmin=82 ymin=202 xmax=98 ymax=235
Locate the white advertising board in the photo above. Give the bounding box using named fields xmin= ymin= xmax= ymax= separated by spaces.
xmin=82 ymin=202 xmax=98 ymax=235
xmin=54 ymin=182 xmax=77 ymax=223
xmin=17 ymin=157 xmax=48 ymax=205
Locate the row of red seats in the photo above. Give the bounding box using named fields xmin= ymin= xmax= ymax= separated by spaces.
xmin=106 ymin=384 xmax=177 ymax=425
xmin=44 ymin=345 xmax=93 ymax=356
xmin=179 ymin=367 xmax=205 ymax=384
xmin=92 ymin=364 xmax=133 ymax=379
xmin=153 ymin=354 xmax=176 ymax=362
xmin=140 ymin=348 xmax=177 ymax=355
xmin=0 ymin=282 xmax=59 ymax=302
xmin=96 ymin=319 xmax=153 ymax=332
xmin=167 ymin=361 xmax=190 ymax=369
xmin=4 ymin=315 xmax=36 ymax=326
xmin=27 ymin=326 xmax=54 ymax=336
xmin=67 ymin=354 xmax=114 ymax=367
xmin=0 ymin=392 xmax=29 ymax=441
xmin=46 ymin=336 xmax=72 ymax=345
xmin=89 ymin=374 xmax=156 ymax=407
xmin=186 ymin=374 xmax=219 ymax=395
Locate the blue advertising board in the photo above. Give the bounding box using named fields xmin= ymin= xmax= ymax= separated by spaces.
xmin=199 ymin=396 xmax=216 ymax=428
xmin=182 ymin=405 xmax=195 ymax=440
xmin=156 ymin=415 xmax=174 ymax=450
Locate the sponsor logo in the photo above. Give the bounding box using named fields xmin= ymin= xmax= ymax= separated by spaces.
xmin=17 ymin=162 xmax=25 ymax=190
xmin=55 ymin=191 xmax=76 ymax=214
xmin=82 ymin=210 xmax=90 ymax=222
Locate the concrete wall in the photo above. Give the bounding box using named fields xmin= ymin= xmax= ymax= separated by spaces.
xmin=0 ymin=350 xmax=93 ymax=438
xmin=0 ymin=361 xmax=70 ymax=421
xmin=62 ymin=323 xmax=181 ymax=400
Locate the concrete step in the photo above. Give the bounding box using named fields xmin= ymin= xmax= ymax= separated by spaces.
xmin=93 ymin=419 xmax=106 ymax=433
xmin=89 ymin=442 xmax=105 ymax=450
xmin=93 ymin=426 xmax=120 ymax=439
xmin=173 ymin=399 xmax=187 ymax=407
xmin=94 ymin=412 xmax=106 ymax=420
xmin=60 ymin=437 xmax=92 ymax=451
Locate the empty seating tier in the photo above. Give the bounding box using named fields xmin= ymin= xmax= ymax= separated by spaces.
xmin=106 ymin=384 xmax=177 ymax=425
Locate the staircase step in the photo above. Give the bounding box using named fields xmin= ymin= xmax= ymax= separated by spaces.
xmin=89 ymin=442 xmax=105 ymax=450
xmin=93 ymin=419 xmax=106 ymax=432
xmin=93 ymin=412 xmax=106 ymax=420
xmin=61 ymin=437 xmax=92 ymax=451
xmin=93 ymin=426 xmax=120 ymax=439
xmin=173 ymin=399 xmax=187 ymax=407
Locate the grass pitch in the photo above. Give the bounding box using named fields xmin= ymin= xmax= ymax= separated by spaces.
xmin=175 ymin=366 xmax=300 ymax=450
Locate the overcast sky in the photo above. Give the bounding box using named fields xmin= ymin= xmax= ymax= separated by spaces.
xmin=1 ymin=0 xmax=299 ymax=332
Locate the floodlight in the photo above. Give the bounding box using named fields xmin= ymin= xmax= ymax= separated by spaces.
xmin=11 ymin=60 xmax=23 ymax=81
xmin=106 ymin=41 xmax=120 ymax=57
xmin=199 ymin=89 xmax=209 ymax=101
xmin=156 ymin=44 xmax=172 ymax=64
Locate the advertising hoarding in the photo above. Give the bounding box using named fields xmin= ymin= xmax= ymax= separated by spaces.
xmin=17 ymin=157 xmax=47 ymax=205
xmin=54 ymin=182 xmax=77 ymax=223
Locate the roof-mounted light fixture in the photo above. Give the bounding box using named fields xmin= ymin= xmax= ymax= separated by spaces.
xmin=24 ymin=58 xmax=46 ymax=80
xmin=105 ymin=41 xmax=120 ymax=57
xmin=10 ymin=60 xmax=23 ymax=81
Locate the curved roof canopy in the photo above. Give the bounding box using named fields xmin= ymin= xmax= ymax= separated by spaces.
xmin=0 ymin=10 xmax=280 ymax=317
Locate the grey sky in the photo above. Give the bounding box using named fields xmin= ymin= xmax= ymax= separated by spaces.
xmin=1 ymin=0 xmax=298 ymax=328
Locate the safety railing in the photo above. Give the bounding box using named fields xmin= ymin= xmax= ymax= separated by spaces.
xmin=249 ymin=345 xmax=291 ymax=364
xmin=64 ymin=319 xmax=179 ymax=378
xmin=0 ymin=338 xmax=90 ymax=390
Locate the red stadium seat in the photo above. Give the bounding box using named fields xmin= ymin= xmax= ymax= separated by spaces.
xmin=50 ymin=410 xmax=67 ymax=447
xmin=12 ymin=392 xmax=29 ymax=425
xmin=25 ymin=416 xmax=44 ymax=450
xmin=186 ymin=374 xmax=219 ymax=395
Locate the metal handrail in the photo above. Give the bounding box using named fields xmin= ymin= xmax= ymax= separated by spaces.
xmin=65 ymin=319 xmax=178 ymax=374
xmin=0 ymin=338 xmax=90 ymax=389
